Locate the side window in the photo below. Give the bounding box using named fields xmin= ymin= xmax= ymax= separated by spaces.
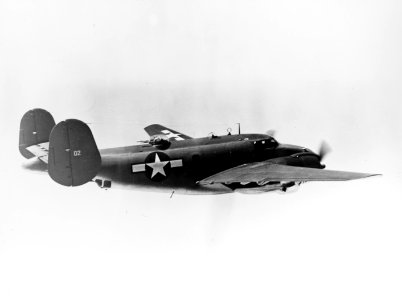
xmin=266 ymin=139 xmax=277 ymax=148
xmin=254 ymin=139 xmax=277 ymax=149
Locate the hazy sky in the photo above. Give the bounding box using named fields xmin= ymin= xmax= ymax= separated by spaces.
xmin=1 ymin=1 xmax=402 ymax=299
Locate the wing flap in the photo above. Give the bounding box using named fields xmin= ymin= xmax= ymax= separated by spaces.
xmin=199 ymin=161 xmax=379 ymax=185
xmin=144 ymin=124 xmax=192 ymax=141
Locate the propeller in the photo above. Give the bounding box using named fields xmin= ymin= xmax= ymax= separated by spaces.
xmin=318 ymin=140 xmax=331 ymax=161
xmin=266 ymin=129 xmax=276 ymax=137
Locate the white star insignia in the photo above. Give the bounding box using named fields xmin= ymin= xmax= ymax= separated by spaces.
xmin=161 ymin=130 xmax=184 ymax=141
xmin=146 ymin=153 xmax=169 ymax=178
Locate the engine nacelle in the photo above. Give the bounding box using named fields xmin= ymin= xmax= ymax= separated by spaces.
xmin=293 ymin=153 xmax=324 ymax=168
xmin=268 ymin=153 xmax=324 ymax=169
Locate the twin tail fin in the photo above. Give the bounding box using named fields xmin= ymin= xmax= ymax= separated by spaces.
xmin=19 ymin=109 xmax=101 ymax=186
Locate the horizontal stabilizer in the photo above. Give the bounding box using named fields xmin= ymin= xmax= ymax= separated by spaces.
xmin=48 ymin=119 xmax=101 ymax=186
xmin=26 ymin=142 xmax=49 ymax=163
xmin=144 ymin=124 xmax=192 ymax=141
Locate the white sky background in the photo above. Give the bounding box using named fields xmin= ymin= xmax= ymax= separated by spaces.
xmin=1 ymin=0 xmax=402 ymax=299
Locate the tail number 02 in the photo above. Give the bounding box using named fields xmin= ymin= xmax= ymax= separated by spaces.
xmin=73 ymin=150 xmax=81 ymax=157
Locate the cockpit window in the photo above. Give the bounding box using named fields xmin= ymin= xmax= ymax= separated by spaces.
xmin=266 ymin=138 xmax=278 ymax=148
xmin=254 ymin=138 xmax=278 ymax=148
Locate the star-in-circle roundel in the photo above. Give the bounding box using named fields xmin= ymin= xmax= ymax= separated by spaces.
xmin=144 ymin=152 xmax=171 ymax=181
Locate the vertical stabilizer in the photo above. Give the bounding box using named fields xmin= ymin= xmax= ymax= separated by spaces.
xmin=19 ymin=109 xmax=55 ymax=158
xmin=48 ymin=119 xmax=101 ymax=187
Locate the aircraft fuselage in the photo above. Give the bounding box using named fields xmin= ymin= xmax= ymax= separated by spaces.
xmin=97 ymin=133 xmax=313 ymax=193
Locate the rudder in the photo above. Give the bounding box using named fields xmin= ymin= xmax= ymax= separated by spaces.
xmin=48 ymin=119 xmax=101 ymax=186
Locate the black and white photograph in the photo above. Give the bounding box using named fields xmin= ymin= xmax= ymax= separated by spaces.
xmin=1 ymin=0 xmax=401 ymax=299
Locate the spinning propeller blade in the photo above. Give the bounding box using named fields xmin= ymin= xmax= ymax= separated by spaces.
xmin=318 ymin=140 xmax=331 ymax=161
xmin=266 ymin=129 xmax=276 ymax=137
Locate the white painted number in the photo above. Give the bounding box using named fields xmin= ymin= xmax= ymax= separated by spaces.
xmin=73 ymin=150 xmax=81 ymax=157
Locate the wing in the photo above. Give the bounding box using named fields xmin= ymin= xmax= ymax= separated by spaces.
xmin=144 ymin=124 xmax=192 ymax=141
xmin=199 ymin=161 xmax=379 ymax=185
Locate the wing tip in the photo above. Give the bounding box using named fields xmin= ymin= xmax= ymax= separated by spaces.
xmin=364 ymin=173 xmax=382 ymax=178
xmin=343 ymin=172 xmax=381 ymax=181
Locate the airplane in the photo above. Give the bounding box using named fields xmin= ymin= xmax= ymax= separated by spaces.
xmin=19 ymin=108 xmax=379 ymax=194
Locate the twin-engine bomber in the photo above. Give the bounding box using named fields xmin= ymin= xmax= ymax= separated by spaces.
xmin=19 ymin=108 xmax=379 ymax=194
